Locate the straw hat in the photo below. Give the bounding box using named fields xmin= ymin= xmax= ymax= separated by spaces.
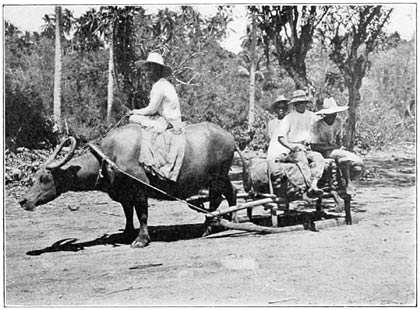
xmin=270 ymin=95 xmax=289 ymax=111
xmin=316 ymin=97 xmax=349 ymax=115
xmin=289 ymin=89 xmax=311 ymax=104
xmin=136 ymin=52 xmax=172 ymax=76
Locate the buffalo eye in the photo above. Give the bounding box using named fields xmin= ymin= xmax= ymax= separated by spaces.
xmin=40 ymin=174 xmax=52 ymax=184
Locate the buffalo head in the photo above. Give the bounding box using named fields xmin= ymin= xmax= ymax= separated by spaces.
xmin=19 ymin=137 xmax=77 ymax=211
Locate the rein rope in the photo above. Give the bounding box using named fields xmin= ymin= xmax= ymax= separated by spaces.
xmin=86 ymin=141 xmax=211 ymax=215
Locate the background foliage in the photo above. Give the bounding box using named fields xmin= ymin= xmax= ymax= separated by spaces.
xmin=4 ymin=6 xmax=415 ymax=153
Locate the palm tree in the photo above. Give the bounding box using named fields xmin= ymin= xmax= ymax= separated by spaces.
xmin=239 ymin=8 xmax=269 ymax=129
xmin=248 ymin=10 xmax=256 ymax=129
xmin=53 ymin=6 xmax=62 ymax=132
xmin=93 ymin=6 xmax=130 ymax=125
xmin=74 ymin=6 xmax=141 ymax=123
xmin=42 ymin=7 xmax=75 ymax=132
xmin=106 ymin=18 xmax=116 ymax=125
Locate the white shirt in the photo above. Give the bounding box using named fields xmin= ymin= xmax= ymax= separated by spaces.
xmin=267 ymin=109 xmax=319 ymax=160
xmin=268 ymin=118 xmax=284 ymax=139
xmin=135 ymin=78 xmax=182 ymax=123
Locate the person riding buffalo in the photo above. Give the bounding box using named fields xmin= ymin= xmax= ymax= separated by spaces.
xmin=311 ymin=97 xmax=364 ymax=195
xmin=128 ymin=52 xmax=183 ymax=132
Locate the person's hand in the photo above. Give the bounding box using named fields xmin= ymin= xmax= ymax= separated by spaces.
xmin=291 ymin=145 xmax=303 ymax=153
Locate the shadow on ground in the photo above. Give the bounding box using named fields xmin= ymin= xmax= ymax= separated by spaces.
xmin=358 ymin=157 xmax=415 ymax=188
xmin=25 ymin=223 xmax=210 ymax=256
xmin=25 ymin=210 xmax=343 ymax=256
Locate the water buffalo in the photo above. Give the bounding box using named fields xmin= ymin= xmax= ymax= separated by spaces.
xmin=19 ymin=122 xmax=239 ymax=248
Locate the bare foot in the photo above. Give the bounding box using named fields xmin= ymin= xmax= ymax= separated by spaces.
xmin=308 ymin=180 xmax=323 ymax=197
xmin=346 ymin=181 xmax=356 ymax=196
xmin=308 ymin=185 xmax=323 ymax=197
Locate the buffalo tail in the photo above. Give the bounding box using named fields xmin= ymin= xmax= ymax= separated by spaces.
xmin=234 ymin=144 xmax=251 ymax=192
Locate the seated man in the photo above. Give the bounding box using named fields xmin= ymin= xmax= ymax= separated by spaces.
xmin=267 ymin=89 xmax=324 ymax=196
xmin=311 ymin=97 xmax=364 ymax=195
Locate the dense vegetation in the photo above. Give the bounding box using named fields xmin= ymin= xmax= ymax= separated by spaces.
xmin=5 ymin=5 xmax=415 ymax=155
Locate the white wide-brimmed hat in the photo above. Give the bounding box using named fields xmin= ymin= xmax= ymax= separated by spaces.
xmin=289 ymin=89 xmax=311 ymax=104
xmin=270 ymin=95 xmax=289 ymax=111
xmin=136 ymin=52 xmax=172 ymax=76
xmin=316 ymin=97 xmax=349 ymax=114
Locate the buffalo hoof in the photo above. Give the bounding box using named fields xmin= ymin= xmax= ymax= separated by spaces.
xmin=202 ymin=223 xmax=217 ymax=237
xmin=202 ymin=217 xmax=218 ymax=237
xmin=201 ymin=227 xmax=212 ymax=238
xmin=130 ymin=236 xmax=150 ymax=248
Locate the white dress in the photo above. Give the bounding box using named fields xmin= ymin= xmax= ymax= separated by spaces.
xmin=129 ymin=78 xmax=182 ymax=132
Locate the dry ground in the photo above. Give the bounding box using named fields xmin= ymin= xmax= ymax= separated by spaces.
xmin=5 ymin=145 xmax=416 ymax=306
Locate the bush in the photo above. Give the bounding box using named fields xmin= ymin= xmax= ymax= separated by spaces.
xmin=5 ymin=76 xmax=58 ymax=149
xmin=356 ymin=40 xmax=416 ymax=151
xmin=355 ymin=99 xmax=415 ymax=151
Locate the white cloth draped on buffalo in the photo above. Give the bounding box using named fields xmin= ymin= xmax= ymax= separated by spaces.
xmin=136 ymin=124 xmax=186 ymax=182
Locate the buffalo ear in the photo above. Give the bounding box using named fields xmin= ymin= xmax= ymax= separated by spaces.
xmin=66 ymin=166 xmax=82 ymax=177
xmin=95 ymin=162 xmax=117 ymax=190
xmin=102 ymin=162 xmax=116 ymax=185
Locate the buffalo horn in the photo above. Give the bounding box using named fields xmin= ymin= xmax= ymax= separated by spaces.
xmin=45 ymin=137 xmax=77 ymax=169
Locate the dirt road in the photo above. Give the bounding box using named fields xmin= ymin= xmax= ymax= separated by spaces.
xmin=5 ymin=146 xmax=416 ymax=306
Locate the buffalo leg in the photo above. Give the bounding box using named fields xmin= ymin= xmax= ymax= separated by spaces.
xmin=121 ymin=202 xmax=136 ymax=241
xmin=223 ymin=180 xmax=238 ymax=208
xmin=202 ymin=185 xmax=224 ymax=237
xmin=116 ymin=163 xmax=151 ymax=247
xmin=203 ymin=177 xmax=238 ymax=237
xmin=222 ymin=180 xmax=238 ymax=222
xmin=131 ymin=196 xmax=151 ymax=248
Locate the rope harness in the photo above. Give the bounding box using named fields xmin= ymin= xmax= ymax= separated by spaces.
xmin=86 ymin=142 xmax=211 ymax=215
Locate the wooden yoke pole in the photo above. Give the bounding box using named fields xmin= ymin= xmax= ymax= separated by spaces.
xmin=206 ymin=197 xmax=287 ymax=219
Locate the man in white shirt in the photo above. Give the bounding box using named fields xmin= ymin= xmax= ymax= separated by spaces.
xmin=267 ymin=89 xmax=324 ymax=196
xmin=129 ymin=52 xmax=182 ymax=132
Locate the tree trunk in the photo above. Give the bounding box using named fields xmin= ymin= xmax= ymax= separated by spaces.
xmin=344 ymin=76 xmax=362 ymax=150
xmin=289 ymin=69 xmax=307 ymax=90
xmin=281 ymin=60 xmax=308 ymax=90
xmin=106 ymin=25 xmax=114 ymax=125
xmin=53 ymin=6 xmax=62 ymax=131
xmin=248 ymin=11 xmax=256 ymax=130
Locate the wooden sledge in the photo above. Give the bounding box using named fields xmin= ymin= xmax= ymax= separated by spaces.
xmin=187 ymin=157 xmax=355 ymax=235
xmin=186 ymin=191 xmax=353 ymax=235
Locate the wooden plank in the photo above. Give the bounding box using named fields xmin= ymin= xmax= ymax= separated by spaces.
xmin=212 ymin=216 xmax=359 ymax=234
xmin=202 ymin=229 xmax=253 ymax=239
xmin=186 ymin=192 xmax=276 ymax=204
xmin=206 ymin=197 xmax=287 ymax=218
xmin=214 ymin=219 xmax=308 ymax=234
